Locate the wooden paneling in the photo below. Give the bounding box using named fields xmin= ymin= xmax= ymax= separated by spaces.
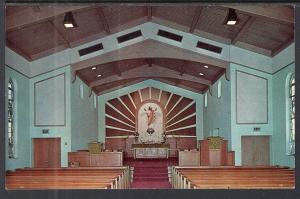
xmin=151 ymin=87 xmax=160 ymax=101
xmin=106 ymin=128 xmax=133 ymax=136
xmin=178 ymin=150 xmax=200 ymax=166
xmin=227 ymin=151 xmax=235 ymax=166
xmin=165 ymin=94 xmax=180 ymax=112
xmin=167 ymin=97 xmax=193 ymax=120
xmin=105 ymin=138 xmax=126 ymax=150
xmin=129 ymin=91 xmax=142 ymax=108
xmin=108 ymin=98 xmax=135 ymax=121
xmin=33 ymin=138 xmax=61 ymax=168
xmin=90 ymin=152 xmax=123 ymax=166
xmin=105 ymin=117 xmax=135 ymax=131
xmin=176 ymin=137 xmax=197 ymax=149
xmin=140 ymin=87 xmax=150 ymax=101
xmin=241 ymin=136 xmax=270 ymax=166
xmin=166 ymin=115 xmax=196 ymax=131
xmin=68 ymin=151 xmax=90 ymax=167
xmin=199 ymin=139 xmax=230 ymax=166
xmin=168 ymin=103 xmax=196 ymax=124
xmin=105 ymin=104 xmax=134 ymax=126
xmin=167 ymin=127 xmax=196 ymax=136
xmin=120 ymin=95 xmax=136 ymax=114
xmin=159 ymin=91 xmax=171 ymax=108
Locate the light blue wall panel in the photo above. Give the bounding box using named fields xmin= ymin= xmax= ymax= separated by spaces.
xmin=71 ymin=77 xmax=98 ymax=151
xmin=29 ymin=66 xmax=72 ymax=167
xmin=5 ymin=66 xmax=30 ymax=170
xmin=272 ymin=63 xmax=295 ymax=168
xmin=98 ymin=80 xmax=203 ymax=142
xmin=230 ymin=63 xmax=273 ymax=166
xmin=203 ymin=75 xmax=232 ymax=149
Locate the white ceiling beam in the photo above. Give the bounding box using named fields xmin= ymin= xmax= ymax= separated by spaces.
xmin=90 ymin=64 xmax=212 ymax=88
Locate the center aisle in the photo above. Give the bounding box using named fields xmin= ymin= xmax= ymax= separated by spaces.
xmin=124 ymin=158 xmax=178 ymax=189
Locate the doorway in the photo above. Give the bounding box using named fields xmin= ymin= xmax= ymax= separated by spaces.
xmin=241 ymin=136 xmax=270 ymax=166
xmin=33 ymin=138 xmax=61 ymax=168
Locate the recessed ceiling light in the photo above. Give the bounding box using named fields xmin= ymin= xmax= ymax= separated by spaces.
xmin=225 ymin=8 xmax=238 ymax=26
xmin=97 ymin=74 xmax=102 ymax=78
xmin=199 ymin=73 xmax=204 ymax=76
xmin=92 ymin=67 xmax=97 ymax=70
xmin=203 ymin=65 xmax=209 ymax=68
xmin=63 ymin=12 xmax=78 ymax=28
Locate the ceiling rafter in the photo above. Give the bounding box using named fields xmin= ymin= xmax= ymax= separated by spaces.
xmin=89 ymin=64 xmax=211 ymax=88
xmin=6 ymin=5 xmax=92 ymax=32
xmin=48 ymin=20 xmax=71 ymax=48
xmin=231 ymin=16 xmax=255 ymax=44
xmin=6 ymin=39 xmax=32 ymax=61
xmin=189 ymin=6 xmax=203 ymax=33
xmin=147 ymin=6 xmax=152 ymax=21
xmin=96 ymin=7 xmax=111 ymax=35
xmin=152 ymin=78 xmax=204 ymax=94
xmin=222 ymin=5 xmax=294 ymax=24
xmin=271 ymin=35 xmax=294 ymax=57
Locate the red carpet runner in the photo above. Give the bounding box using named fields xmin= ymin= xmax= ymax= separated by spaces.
xmin=124 ymin=158 xmax=178 ymax=189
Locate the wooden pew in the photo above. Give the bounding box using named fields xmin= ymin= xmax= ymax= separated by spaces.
xmin=171 ymin=166 xmax=295 ymax=189
xmin=6 ymin=166 xmax=130 ymax=190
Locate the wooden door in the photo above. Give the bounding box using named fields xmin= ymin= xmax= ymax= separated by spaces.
xmin=33 ymin=138 xmax=61 ymax=168
xmin=241 ymin=136 xmax=270 ymax=166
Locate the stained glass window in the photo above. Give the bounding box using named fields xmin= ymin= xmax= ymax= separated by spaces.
xmin=288 ymin=74 xmax=295 ymax=155
xmin=8 ymin=79 xmax=15 ymax=158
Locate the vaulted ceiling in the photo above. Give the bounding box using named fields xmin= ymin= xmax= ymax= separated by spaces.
xmin=6 ymin=4 xmax=294 ymax=61
xmin=5 ymin=4 xmax=294 ymax=95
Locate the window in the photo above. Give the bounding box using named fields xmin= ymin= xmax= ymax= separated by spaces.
xmin=94 ymin=94 xmax=97 ymax=109
xmin=79 ymin=84 xmax=84 ymax=99
xmin=8 ymin=78 xmax=16 ymax=158
xmin=287 ymin=74 xmax=295 ymax=155
xmin=204 ymin=93 xmax=208 ymax=107
xmin=217 ymin=81 xmax=222 ymax=98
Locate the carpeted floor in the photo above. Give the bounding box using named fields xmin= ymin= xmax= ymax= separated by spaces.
xmin=124 ymin=158 xmax=178 ymax=189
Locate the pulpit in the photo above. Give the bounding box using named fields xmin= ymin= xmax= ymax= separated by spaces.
xmin=199 ymin=137 xmax=235 ymax=166
xmin=132 ymin=143 xmax=170 ymax=159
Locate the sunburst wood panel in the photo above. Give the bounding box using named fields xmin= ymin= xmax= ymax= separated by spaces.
xmin=105 ymin=87 xmax=196 ymax=137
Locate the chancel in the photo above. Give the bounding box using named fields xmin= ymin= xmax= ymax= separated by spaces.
xmin=4 ymin=4 xmax=295 ymax=190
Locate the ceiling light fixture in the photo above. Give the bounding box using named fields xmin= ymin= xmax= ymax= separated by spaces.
xmin=203 ymin=65 xmax=209 ymax=68
xmin=199 ymin=73 xmax=204 ymax=76
xmin=225 ymin=8 xmax=238 ymax=25
xmin=92 ymin=67 xmax=97 ymax=70
xmin=97 ymin=74 xmax=102 ymax=78
xmin=63 ymin=12 xmax=78 ymax=28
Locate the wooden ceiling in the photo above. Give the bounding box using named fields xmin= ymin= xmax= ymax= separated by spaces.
xmin=6 ymin=4 xmax=294 ymax=61
xmin=5 ymin=4 xmax=294 ymax=95
xmin=76 ymin=58 xmax=225 ymax=95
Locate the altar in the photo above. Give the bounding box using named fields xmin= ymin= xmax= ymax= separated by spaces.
xmin=132 ymin=143 xmax=170 ymax=159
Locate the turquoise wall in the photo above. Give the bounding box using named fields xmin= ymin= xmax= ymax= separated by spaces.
xmin=272 ymin=63 xmax=295 ymax=168
xmin=29 ymin=66 xmax=72 ymax=167
xmin=230 ymin=63 xmax=273 ymax=166
xmin=5 ymin=66 xmax=31 ymax=170
xmin=71 ymin=77 xmax=98 ymax=151
xmin=98 ymin=79 xmax=203 ymax=142
xmin=203 ymin=75 xmax=232 ymax=149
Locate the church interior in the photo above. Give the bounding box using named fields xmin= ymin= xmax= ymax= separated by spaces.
xmin=4 ymin=4 xmax=295 ymax=189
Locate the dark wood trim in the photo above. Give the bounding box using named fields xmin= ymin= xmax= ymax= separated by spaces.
xmin=232 ymin=16 xmax=255 ymax=45
xmin=96 ymin=7 xmax=111 ymax=35
xmin=235 ymin=70 xmax=269 ymax=124
xmin=147 ymin=6 xmax=152 ymax=21
xmin=6 ymin=39 xmax=32 ymax=61
xmin=34 ymin=73 xmax=66 ymax=127
xmin=271 ymin=35 xmax=294 ymax=57
xmin=48 ymin=20 xmax=70 ymax=48
xmin=189 ymin=7 xmax=202 ymax=33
